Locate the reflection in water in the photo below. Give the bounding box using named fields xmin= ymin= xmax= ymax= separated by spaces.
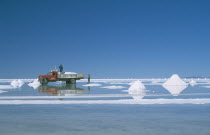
xmin=163 ymin=85 xmax=188 ymax=96
xmin=39 ymin=84 xmax=84 ymax=96
xmin=128 ymin=89 xmax=146 ymax=100
xmin=128 ymin=80 xmax=146 ymax=100
xmin=88 ymin=86 xmax=91 ymax=93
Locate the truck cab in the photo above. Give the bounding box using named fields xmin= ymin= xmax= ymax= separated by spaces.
xmin=39 ymin=70 xmax=58 ymax=84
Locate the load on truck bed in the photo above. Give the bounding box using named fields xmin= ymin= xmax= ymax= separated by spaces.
xmin=38 ymin=70 xmax=84 ymax=84
xmin=58 ymin=72 xmax=83 ymax=79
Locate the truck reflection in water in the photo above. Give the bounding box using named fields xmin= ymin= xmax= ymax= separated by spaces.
xmin=38 ymin=84 xmax=84 ymax=96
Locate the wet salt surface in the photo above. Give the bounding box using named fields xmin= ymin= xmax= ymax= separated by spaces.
xmin=1 ymin=81 xmax=210 ymax=100
xmin=0 ymin=80 xmax=210 ymax=134
xmin=0 ymin=105 xmax=210 ymax=135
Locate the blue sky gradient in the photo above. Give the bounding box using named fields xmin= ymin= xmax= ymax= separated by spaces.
xmin=0 ymin=0 xmax=210 ymax=78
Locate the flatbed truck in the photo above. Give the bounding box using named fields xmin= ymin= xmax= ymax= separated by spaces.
xmin=38 ymin=70 xmax=84 ymax=84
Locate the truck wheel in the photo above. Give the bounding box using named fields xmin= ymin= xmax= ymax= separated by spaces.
xmin=70 ymin=79 xmax=76 ymax=84
xmin=66 ymin=79 xmax=76 ymax=84
xmin=40 ymin=78 xmax=48 ymax=84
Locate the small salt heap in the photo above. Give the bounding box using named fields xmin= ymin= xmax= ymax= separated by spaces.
xmin=10 ymin=80 xmax=19 ymax=88
xmin=162 ymin=74 xmax=188 ymax=95
xmin=189 ymin=80 xmax=197 ymax=86
xmin=129 ymin=80 xmax=146 ymax=90
xmin=128 ymin=80 xmax=146 ymax=100
xmin=28 ymin=79 xmax=41 ymax=89
xmin=10 ymin=79 xmax=24 ymax=88
xmin=17 ymin=80 xmax=24 ymax=87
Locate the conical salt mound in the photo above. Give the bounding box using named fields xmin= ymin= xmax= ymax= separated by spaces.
xmin=162 ymin=74 xmax=188 ymax=95
xmin=10 ymin=80 xmax=19 ymax=88
xmin=189 ymin=80 xmax=197 ymax=86
xmin=163 ymin=74 xmax=187 ymax=86
xmin=10 ymin=80 xmax=24 ymax=88
xmin=128 ymin=80 xmax=146 ymax=100
xmin=17 ymin=79 xmax=24 ymax=87
xmin=28 ymin=79 xmax=41 ymax=89
xmin=128 ymin=80 xmax=146 ymax=90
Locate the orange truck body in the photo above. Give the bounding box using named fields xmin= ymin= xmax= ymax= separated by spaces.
xmin=39 ymin=71 xmax=58 ymax=82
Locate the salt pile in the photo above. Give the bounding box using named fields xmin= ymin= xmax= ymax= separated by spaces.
xmin=10 ymin=80 xmax=24 ymax=88
xmin=163 ymin=74 xmax=187 ymax=86
xmin=17 ymin=80 xmax=24 ymax=87
xmin=28 ymin=79 xmax=41 ymax=89
xmin=189 ymin=80 xmax=197 ymax=86
xmin=128 ymin=80 xmax=146 ymax=100
xmin=162 ymin=74 xmax=188 ymax=95
xmin=129 ymin=80 xmax=146 ymax=90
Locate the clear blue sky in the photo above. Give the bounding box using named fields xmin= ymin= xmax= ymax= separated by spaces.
xmin=0 ymin=0 xmax=210 ymax=78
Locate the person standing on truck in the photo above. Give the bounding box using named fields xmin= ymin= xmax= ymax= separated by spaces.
xmin=59 ymin=64 xmax=63 ymax=73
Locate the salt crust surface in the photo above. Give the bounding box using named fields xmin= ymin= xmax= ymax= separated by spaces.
xmin=83 ymin=83 xmax=102 ymax=87
xmin=101 ymin=86 xmax=126 ymax=89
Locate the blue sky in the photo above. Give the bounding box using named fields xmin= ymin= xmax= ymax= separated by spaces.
xmin=0 ymin=0 xmax=210 ymax=78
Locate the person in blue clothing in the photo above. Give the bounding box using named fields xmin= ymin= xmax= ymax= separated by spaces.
xmin=59 ymin=64 xmax=63 ymax=73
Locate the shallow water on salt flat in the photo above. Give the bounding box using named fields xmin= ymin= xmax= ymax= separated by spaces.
xmin=0 ymin=80 xmax=210 ymax=135
xmin=1 ymin=81 xmax=210 ymax=99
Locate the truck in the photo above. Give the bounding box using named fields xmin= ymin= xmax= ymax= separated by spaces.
xmin=38 ymin=70 xmax=84 ymax=84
